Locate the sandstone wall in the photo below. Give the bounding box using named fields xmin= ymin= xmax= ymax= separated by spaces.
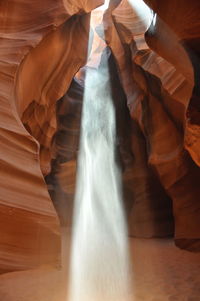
xmin=103 ymin=0 xmax=200 ymax=250
xmin=0 ymin=0 xmax=102 ymax=272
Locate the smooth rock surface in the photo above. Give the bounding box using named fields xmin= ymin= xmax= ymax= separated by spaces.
xmin=104 ymin=0 xmax=200 ymax=249
xmin=0 ymin=0 xmax=101 ymax=272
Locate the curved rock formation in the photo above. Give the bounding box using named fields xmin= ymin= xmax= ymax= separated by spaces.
xmin=46 ymin=77 xmax=84 ymax=226
xmin=143 ymin=0 xmax=200 ymax=168
xmin=104 ymin=0 xmax=200 ymax=250
xmin=142 ymin=0 xmax=200 ymax=250
xmin=16 ymin=13 xmax=91 ymax=175
xmin=1 ymin=0 xmax=200 ymax=276
xmin=0 ymin=0 xmax=102 ymax=272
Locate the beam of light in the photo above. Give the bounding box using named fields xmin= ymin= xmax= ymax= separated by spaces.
xmin=96 ymin=0 xmax=110 ymax=11
xmin=67 ymin=6 xmax=132 ymax=301
xmin=128 ymin=0 xmax=153 ymax=32
xmin=152 ymin=13 xmax=157 ymax=27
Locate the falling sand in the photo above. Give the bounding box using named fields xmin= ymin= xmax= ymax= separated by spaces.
xmin=1 ymin=3 xmax=199 ymax=301
xmin=68 ymin=52 xmax=132 ymax=301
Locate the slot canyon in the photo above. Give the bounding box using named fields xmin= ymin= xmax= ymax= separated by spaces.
xmin=0 ymin=0 xmax=200 ymax=300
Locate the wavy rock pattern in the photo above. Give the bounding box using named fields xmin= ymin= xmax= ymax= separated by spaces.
xmin=17 ymin=14 xmax=91 ymax=175
xmin=143 ymin=0 xmax=200 ymax=168
xmin=104 ymin=0 xmax=200 ymax=249
xmin=46 ymin=78 xmax=84 ymax=226
xmin=103 ymin=1 xmax=174 ymax=238
xmin=0 ymin=0 xmax=102 ymax=272
xmin=105 ymin=49 xmax=174 ymax=237
xmin=0 ymin=0 xmax=200 ymax=277
xmin=143 ymin=0 xmax=200 ymax=251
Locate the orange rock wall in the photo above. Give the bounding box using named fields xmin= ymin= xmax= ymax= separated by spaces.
xmin=0 ymin=0 xmax=103 ymax=272
xmin=0 ymin=0 xmax=200 ymax=273
xmin=105 ymin=0 xmax=200 ymax=250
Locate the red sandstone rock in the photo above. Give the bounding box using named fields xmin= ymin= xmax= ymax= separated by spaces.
xmin=16 ymin=14 xmax=91 ymax=175
xmin=143 ymin=0 xmax=200 ymax=169
xmin=105 ymin=0 xmax=200 ymax=249
xmin=0 ymin=0 xmax=200 ymax=276
xmin=0 ymin=0 xmax=102 ymax=272
xmin=46 ymin=78 xmax=84 ymax=226
xmin=143 ymin=0 xmax=200 ymax=251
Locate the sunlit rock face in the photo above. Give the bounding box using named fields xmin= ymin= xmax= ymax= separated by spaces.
xmin=17 ymin=14 xmax=91 ymax=175
xmin=143 ymin=0 xmax=200 ymax=166
xmin=143 ymin=0 xmax=200 ymax=168
xmin=0 ymin=0 xmax=103 ymax=273
xmin=48 ymin=1 xmax=174 ymax=241
xmin=105 ymin=0 xmax=200 ymax=251
xmin=142 ymin=0 xmax=200 ymax=252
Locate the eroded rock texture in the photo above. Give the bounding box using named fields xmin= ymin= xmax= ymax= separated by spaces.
xmin=0 ymin=0 xmax=200 ymax=275
xmin=46 ymin=77 xmax=83 ymax=227
xmin=143 ymin=0 xmax=200 ymax=167
xmin=48 ymin=5 xmax=175 ymax=239
xmin=0 ymin=0 xmax=103 ymax=272
xmin=104 ymin=0 xmax=200 ymax=250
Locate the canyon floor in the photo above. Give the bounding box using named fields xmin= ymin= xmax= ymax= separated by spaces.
xmin=0 ymin=229 xmax=200 ymax=301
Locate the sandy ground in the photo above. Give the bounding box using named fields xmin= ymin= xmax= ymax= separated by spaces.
xmin=0 ymin=230 xmax=200 ymax=301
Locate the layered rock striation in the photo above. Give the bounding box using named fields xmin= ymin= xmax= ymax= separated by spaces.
xmin=104 ymin=0 xmax=200 ymax=250
xmin=0 ymin=0 xmax=200 ymax=275
xmin=0 ymin=0 xmax=103 ymax=272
